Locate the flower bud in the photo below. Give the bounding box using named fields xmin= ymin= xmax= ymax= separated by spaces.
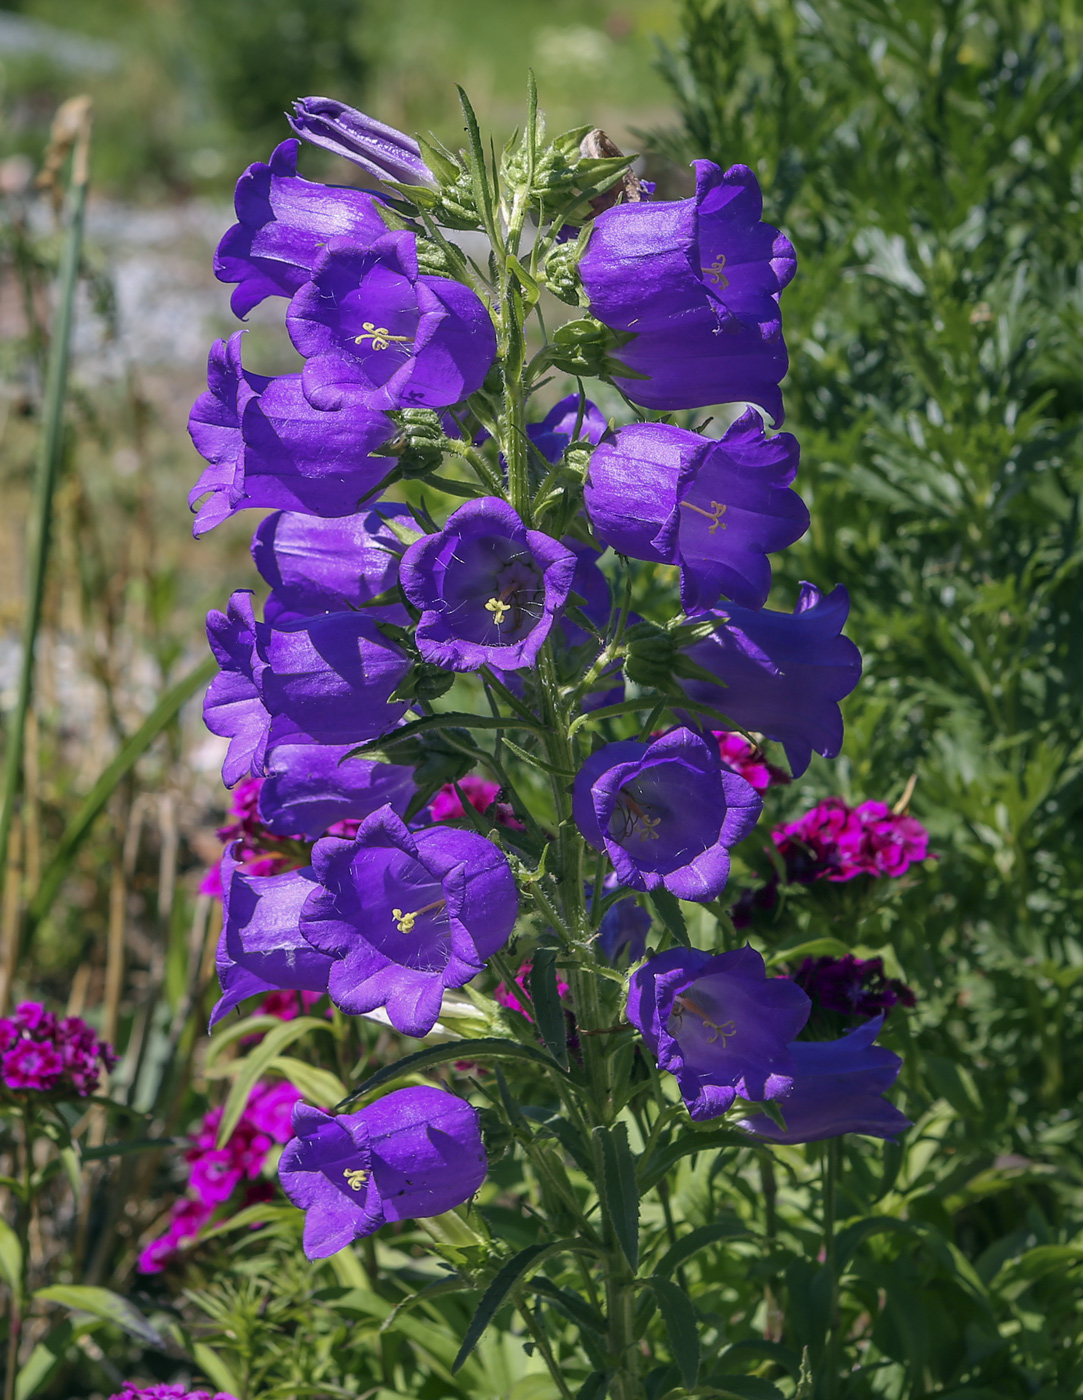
xmin=622 ymin=620 xmax=680 ymax=691
xmin=379 ymin=408 xmax=448 ymax=476
xmin=543 ymin=242 xmax=584 ymax=305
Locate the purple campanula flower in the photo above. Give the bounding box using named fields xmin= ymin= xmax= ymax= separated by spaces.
xmin=287 ymin=231 xmax=496 ymax=413
xmin=204 ymin=591 xmax=270 ymax=788
xmin=212 ymin=855 xmax=333 ymax=1025
xmin=678 ymin=583 xmax=862 ymax=778
xmin=300 ymin=806 xmax=518 ymax=1037
xmin=188 ymin=334 xmax=398 ymax=536
xmin=215 ymin=139 xmax=391 ymax=319
xmin=527 ymin=392 xmax=611 ymax=465
xmin=627 ymin=946 xmax=811 ymax=1120
xmin=289 ymin=98 xmax=435 ymax=186
xmin=571 ymin=728 xmax=762 ymax=901
xmin=279 ymin=1088 xmax=485 ymax=1258
xmin=597 ymin=884 xmax=651 ymax=966
xmin=253 ymin=506 xmax=412 ymax=623
xmin=400 ymin=497 xmax=577 ymax=672
xmin=738 ymin=1016 xmax=911 ymax=1143
xmin=584 ymin=411 xmax=808 ymax=612
xmin=580 ymin=162 xmax=795 ymax=421
xmin=258 ymin=742 xmax=416 ymax=840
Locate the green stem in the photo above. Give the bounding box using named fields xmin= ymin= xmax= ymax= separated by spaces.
xmin=0 ymin=138 xmax=89 ymax=915
xmin=823 ymin=1138 xmax=842 ymax=1398
xmin=518 ymin=1298 xmax=575 ymax=1400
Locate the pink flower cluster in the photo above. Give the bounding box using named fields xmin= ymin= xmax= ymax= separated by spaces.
xmin=138 ymin=1080 xmax=301 ymax=1273
xmin=429 ymin=773 xmax=523 ymax=829
xmin=494 ymin=962 xmax=572 ymax=1021
xmin=794 ymin=954 xmax=915 ymax=1019
xmin=110 ymin=1386 xmax=237 ymax=1400
xmin=773 ymin=797 xmax=930 ymax=883
xmin=712 ymin=731 xmax=791 ymax=793
xmin=0 ymin=1002 xmax=116 ymax=1098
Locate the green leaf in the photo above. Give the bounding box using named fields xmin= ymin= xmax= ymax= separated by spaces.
xmin=649 ymin=889 xmax=688 ymax=946
xmin=198 ymin=1202 xmax=299 ymax=1240
xmin=16 ymin=1318 xmax=101 ymax=1400
xmin=764 ymin=937 xmax=851 ymax=968
xmin=639 ymin=1127 xmax=747 ymax=1194
xmin=646 ymin=1275 xmax=700 ymax=1389
xmin=528 ymin=949 xmax=570 ymax=1070
xmin=654 ymin=1219 xmax=748 ymax=1278
xmin=596 ymin=1121 xmax=639 ymax=1271
xmin=0 ymin=1216 xmax=23 ymax=1302
xmin=576 ymin=1372 xmax=610 ymax=1400
xmin=191 ymin=1342 xmax=244 ymax=1396
xmin=347 ymin=710 xmax=545 ymax=761
xmin=216 ymin=1016 xmax=336 ymax=1148
xmin=34 ymin=1284 xmax=163 ymax=1347
xmin=338 ymin=1037 xmax=560 ymax=1109
xmin=264 ymin=1056 xmax=346 ymax=1106
xmin=204 ymin=1015 xmax=288 ymax=1065
xmin=452 ymin=1240 xmax=579 ymax=1373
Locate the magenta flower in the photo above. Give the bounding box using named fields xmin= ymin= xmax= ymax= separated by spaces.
xmin=400 ymin=497 xmax=577 ymax=672
xmin=713 ymin=731 xmax=790 ymax=793
xmin=110 ymin=1385 xmax=238 ymax=1400
xmin=287 ymin=231 xmax=496 ymax=412
xmin=2 ymin=1039 xmax=63 ymax=1091
xmin=279 ymin=1087 xmax=486 ymax=1259
xmin=429 ymin=773 xmax=522 ymax=829
xmin=0 ymin=1004 xmax=115 ymax=1099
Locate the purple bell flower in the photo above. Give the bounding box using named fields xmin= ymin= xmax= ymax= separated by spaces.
xmin=258 ymin=741 xmax=416 ymax=840
xmin=188 ymin=334 xmax=398 ymax=535
xmin=279 ymin=1087 xmax=486 ymax=1259
xmin=215 ymin=140 xmax=391 ymax=319
xmin=527 ymin=393 xmax=611 ymax=465
xmin=571 ymin=728 xmax=762 ymax=901
xmin=287 ymin=231 xmax=497 ymax=412
xmin=584 ymin=410 xmax=808 ymax=612
xmin=204 ymin=591 xmax=270 ymax=787
xmin=627 ymin=945 xmax=810 ymax=1120
xmin=738 ymin=1015 xmax=911 ymax=1143
xmin=252 ymin=506 xmax=411 ymax=624
xmin=597 ymin=882 xmax=651 ymax=966
xmin=289 ymin=98 xmax=435 ymax=187
xmin=580 ymin=162 xmax=795 ymax=422
xmin=400 ymin=497 xmax=577 ymax=672
xmin=212 ymin=855 xmax=332 ymax=1026
xmin=300 ymin=806 xmax=518 ymax=1037
xmin=678 ymin=583 xmax=862 ymax=777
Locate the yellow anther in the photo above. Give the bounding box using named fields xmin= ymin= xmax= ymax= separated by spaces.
xmin=639 ymin=814 xmax=662 ymax=841
xmin=671 ymin=994 xmax=738 ymax=1047
xmin=342 ymin=1167 xmax=369 ymax=1191
xmin=682 ymin=499 xmax=728 ymax=534
xmin=701 ymin=254 xmax=729 ymax=287
xmin=392 ymin=898 xmax=446 ymax=933
xmin=485 ymin=596 xmax=511 ymax=626
xmin=353 ymin=321 xmax=413 ymax=352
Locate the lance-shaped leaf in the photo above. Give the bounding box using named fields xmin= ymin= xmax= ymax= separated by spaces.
xmin=529 ymin=948 xmax=570 ymax=1070
xmin=645 ymin=1274 xmax=700 ymax=1389
xmin=34 ymin=1285 xmax=162 ymax=1348
xmin=595 ymin=1121 xmax=639 ymax=1271
xmin=338 ymin=1036 xmax=561 ymax=1109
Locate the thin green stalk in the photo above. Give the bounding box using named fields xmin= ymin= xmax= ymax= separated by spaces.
xmin=518 ymin=1299 xmax=576 ymax=1400
xmin=0 ymin=122 xmax=90 ymax=914
xmin=823 ymin=1138 xmax=842 ymax=1399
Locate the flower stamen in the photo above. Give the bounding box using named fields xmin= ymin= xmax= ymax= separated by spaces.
xmin=342 ymin=1167 xmax=370 ymax=1190
xmin=682 ymin=499 xmax=728 ymax=533
xmin=353 ymin=320 xmax=413 ymax=352
xmin=392 ymin=898 xmax=447 ymax=933
xmin=671 ymin=994 xmax=738 ymax=1046
xmin=701 ymin=254 xmax=729 ymax=287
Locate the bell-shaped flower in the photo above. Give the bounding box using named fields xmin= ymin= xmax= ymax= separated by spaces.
xmin=257 ymin=741 xmax=416 ymax=841
xmin=212 ymin=856 xmax=332 ymax=1026
xmin=627 ymin=945 xmax=811 ymax=1120
xmin=252 ymin=506 xmax=412 ymax=624
xmin=584 ymin=411 xmax=808 ymax=611
xmin=400 ymin=497 xmax=577 ymax=672
xmin=287 ymin=231 xmax=496 ymax=413
xmin=203 ymin=591 xmax=270 ymax=787
xmin=188 ymin=334 xmax=398 ymax=536
xmin=580 ymin=162 xmax=795 ymax=421
xmin=289 ymin=98 xmax=435 ymax=186
xmin=527 ymin=392 xmax=611 ymax=465
xmin=215 ymin=139 xmax=392 ymax=318
xmin=738 ymin=1016 xmax=911 ymax=1143
xmin=678 ymin=583 xmax=862 ymax=778
xmin=571 ymin=728 xmax=762 ymax=901
xmin=299 ymin=806 xmax=518 ymax=1037
xmin=279 ymin=1088 xmax=486 ymax=1259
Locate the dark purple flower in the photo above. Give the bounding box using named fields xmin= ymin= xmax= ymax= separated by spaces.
xmin=571 ymin=728 xmax=762 ymax=901
xmin=794 ymin=955 xmax=916 ymax=1020
xmin=287 ymin=231 xmax=496 ymax=412
xmin=400 ymin=497 xmax=577 ymax=672
xmin=215 ymin=139 xmax=390 ymax=318
xmin=597 ymin=884 xmax=651 ymax=966
xmin=678 ymin=583 xmax=862 ymax=778
xmin=289 ymin=98 xmax=435 ymax=186
xmin=203 ymin=591 xmax=270 ymax=787
xmin=252 ymin=506 xmax=413 ymax=623
xmin=258 ymin=742 xmax=416 ymax=840
xmin=527 ymin=393 xmax=610 ymax=465
xmin=584 ymin=411 xmax=808 ymax=612
xmin=627 ymin=945 xmax=810 ymax=1120
xmin=300 ymin=806 xmax=518 ymax=1037
xmin=580 ymin=162 xmax=795 ymax=422
xmin=738 ymin=1016 xmax=911 ymax=1143
xmin=188 ymin=335 xmax=399 ymax=536
xmin=212 ymin=856 xmax=333 ymax=1026
xmin=278 ymin=1087 xmax=486 ymax=1258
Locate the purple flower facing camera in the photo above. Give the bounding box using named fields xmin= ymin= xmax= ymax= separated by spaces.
xmin=279 ymin=1087 xmax=486 ymax=1259
xmin=287 ymin=230 xmax=496 ymax=412
xmin=572 ymin=728 xmax=762 ymax=901
xmin=584 ymin=411 xmax=808 ymax=612
xmin=400 ymin=497 xmax=577 ymax=671
xmin=300 ymin=806 xmax=518 ymax=1037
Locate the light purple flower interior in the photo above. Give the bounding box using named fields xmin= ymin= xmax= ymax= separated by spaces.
xmin=607 ymin=759 xmax=730 ymax=873
xmin=438 ymin=534 xmax=546 ymax=646
xmin=346 ymin=846 xmax=453 ymax=973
